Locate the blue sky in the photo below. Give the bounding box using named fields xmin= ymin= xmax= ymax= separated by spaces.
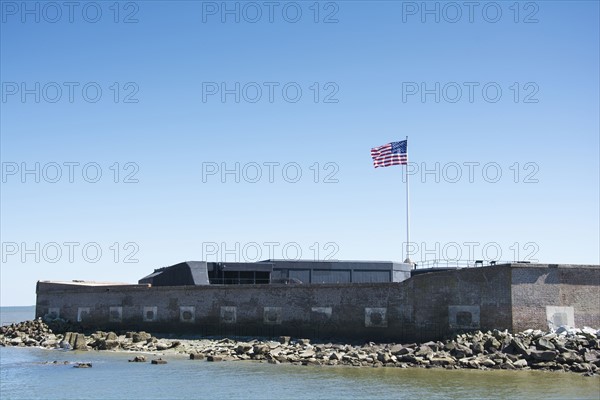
xmin=1 ymin=1 xmax=599 ymax=305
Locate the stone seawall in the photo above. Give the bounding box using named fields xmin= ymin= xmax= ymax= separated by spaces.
xmin=35 ymin=264 xmax=599 ymax=342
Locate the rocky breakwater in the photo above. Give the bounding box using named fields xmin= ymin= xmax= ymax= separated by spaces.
xmin=1 ymin=319 xmax=599 ymax=375
xmin=187 ymin=329 xmax=600 ymax=375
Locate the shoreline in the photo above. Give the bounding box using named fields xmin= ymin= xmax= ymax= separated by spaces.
xmin=1 ymin=320 xmax=598 ymax=376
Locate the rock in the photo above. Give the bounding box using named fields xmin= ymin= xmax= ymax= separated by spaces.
xmin=513 ymin=359 xmax=527 ymax=368
xmin=390 ymin=344 xmax=403 ymax=354
xmin=105 ymin=332 xmax=118 ymax=341
xmin=536 ymin=338 xmax=555 ymax=351
xmin=377 ymin=352 xmax=391 ymax=363
xmin=236 ymin=343 xmax=253 ymax=354
xmin=505 ymin=338 xmax=530 ymax=356
xmin=430 ymin=357 xmax=455 ymax=366
xmin=480 ymin=359 xmax=496 ymax=368
xmin=156 ymin=342 xmax=170 ymax=351
xmin=73 ymin=362 xmax=92 ymax=368
xmin=63 ymin=332 xmax=75 ymax=348
xmin=151 ymin=358 xmax=168 ymax=365
xmin=451 ymin=344 xmax=473 ymax=359
xmin=583 ymin=350 xmax=600 ymax=363
xmin=105 ymin=340 xmax=120 ymax=350
xmin=530 ymin=350 xmax=557 ymax=362
xmin=9 ymin=337 xmax=22 ymax=345
xmin=298 ymin=339 xmax=310 ymax=346
xmin=41 ymin=339 xmax=58 ymax=348
xmin=73 ymin=333 xmax=88 ymax=351
xmin=485 ymin=337 xmax=501 ymax=351
xmin=129 ymin=356 xmax=146 ymax=362
xmin=253 ymin=344 xmax=269 ymax=355
xmin=190 ymin=353 xmax=205 ymax=360
xmin=570 ymin=363 xmax=591 ymax=373
xmin=279 ymin=336 xmax=290 ymax=345
xmin=415 ymin=345 xmax=433 ymax=357
xmin=207 ymin=355 xmax=222 ymax=362
xmin=132 ymin=332 xmax=151 ymax=343
xmin=59 ymin=340 xmax=72 ymax=350
xmin=299 ymin=349 xmax=316 ymax=358
xmin=471 ymin=342 xmax=484 ymax=355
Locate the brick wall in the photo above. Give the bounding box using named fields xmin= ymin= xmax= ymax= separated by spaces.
xmin=36 ymin=264 xmax=598 ymax=341
xmin=511 ymin=264 xmax=600 ymax=332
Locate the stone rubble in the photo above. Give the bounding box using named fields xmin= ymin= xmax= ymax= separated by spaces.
xmin=1 ymin=319 xmax=599 ymax=375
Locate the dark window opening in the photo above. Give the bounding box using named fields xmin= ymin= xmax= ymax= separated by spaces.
xmin=208 ymin=270 xmax=270 ymax=285
xmin=456 ymin=311 xmax=472 ymax=326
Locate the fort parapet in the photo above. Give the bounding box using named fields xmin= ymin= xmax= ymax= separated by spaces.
xmin=35 ymin=262 xmax=600 ymax=342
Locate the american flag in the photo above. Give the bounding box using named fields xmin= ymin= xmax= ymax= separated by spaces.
xmin=371 ymin=140 xmax=407 ymax=168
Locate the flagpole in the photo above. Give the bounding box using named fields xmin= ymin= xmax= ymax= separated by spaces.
xmin=404 ymin=136 xmax=411 ymax=265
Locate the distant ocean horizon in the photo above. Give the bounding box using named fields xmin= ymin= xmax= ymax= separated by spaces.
xmin=0 ymin=306 xmax=35 ymax=326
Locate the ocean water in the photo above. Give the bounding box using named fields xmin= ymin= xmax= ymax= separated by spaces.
xmin=1 ymin=307 xmax=599 ymax=400
xmin=0 ymin=306 xmax=35 ymax=326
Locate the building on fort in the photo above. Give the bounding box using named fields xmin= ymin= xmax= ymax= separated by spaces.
xmin=36 ymin=261 xmax=600 ymax=341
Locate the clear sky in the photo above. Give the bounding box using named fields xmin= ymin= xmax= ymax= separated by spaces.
xmin=1 ymin=1 xmax=599 ymax=305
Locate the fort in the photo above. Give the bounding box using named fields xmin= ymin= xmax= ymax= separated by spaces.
xmin=35 ymin=260 xmax=600 ymax=342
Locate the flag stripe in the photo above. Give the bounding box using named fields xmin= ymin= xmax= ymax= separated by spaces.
xmin=371 ymin=140 xmax=407 ymax=168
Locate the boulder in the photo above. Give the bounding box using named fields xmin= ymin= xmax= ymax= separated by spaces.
xmin=236 ymin=343 xmax=253 ymax=354
xmin=278 ymin=336 xmax=291 ymax=345
xmin=73 ymin=333 xmax=88 ymax=351
xmin=253 ymin=344 xmax=269 ymax=355
xmin=104 ymin=340 xmax=120 ymax=350
xmin=530 ymin=350 xmax=557 ymax=362
xmin=471 ymin=342 xmax=484 ymax=355
xmin=156 ymin=342 xmax=170 ymax=351
xmin=377 ymin=352 xmax=391 ymax=363
xmin=430 ymin=357 xmax=455 ymax=366
xmin=505 ymin=338 xmax=530 ymax=356
xmin=480 ymin=359 xmax=496 ymax=368
xmin=398 ymin=347 xmax=414 ymax=356
xmin=583 ymin=350 xmax=600 ymax=363
xmin=189 ymin=353 xmax=205 ymax=360
xmin=390 ymin=344 xmax=403 ymax=354
xmin=299 ymin=349 xmax=316 ymax=358
xmin=513 ymin=359 xmax=528 ymax=368
xmin=132 ymin=332 xmax=151 ymax=343
xmin=9 ymin=337 xmax=22 ymax=345
xmin=415 ymin=345 xmax=433 ymax=357
xmin=485 ymin=337 xmax=501 ymax=351
xmin=536 ymin=338 xmax=555 ymax=350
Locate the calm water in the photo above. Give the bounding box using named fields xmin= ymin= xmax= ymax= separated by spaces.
xmin=0 ymin=306 xmax=35 ymax=326
xmin=1 ymin=307 xmax=599 ymax=400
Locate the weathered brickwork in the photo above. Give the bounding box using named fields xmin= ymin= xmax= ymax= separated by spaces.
xmin=511 ymin=264 xmax=600 ymax=332
xmin=36 ymin=264 xmax=599 ymax=342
